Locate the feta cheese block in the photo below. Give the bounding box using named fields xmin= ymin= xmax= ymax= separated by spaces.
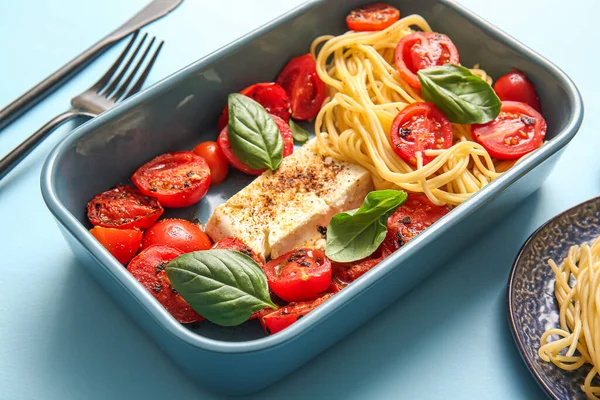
xmin=205 ymin=138 xmax=374 ymax=260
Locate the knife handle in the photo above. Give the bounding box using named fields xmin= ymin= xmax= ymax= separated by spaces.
xmin=0 ymin=0 xmax=183 ymax=131
xmin=0 ymin=39 xmax=115 ymax=131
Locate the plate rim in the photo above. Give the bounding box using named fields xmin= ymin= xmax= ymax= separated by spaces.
xmin=506 ymin=195 xmax=600 ymax=400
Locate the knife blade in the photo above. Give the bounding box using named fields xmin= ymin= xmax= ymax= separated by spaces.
xmin=0 ymin=0 xmax=183 ymax=131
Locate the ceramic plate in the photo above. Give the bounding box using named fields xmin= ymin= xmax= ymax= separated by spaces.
xmin=508 ymin=196 xmax=600 ymax=399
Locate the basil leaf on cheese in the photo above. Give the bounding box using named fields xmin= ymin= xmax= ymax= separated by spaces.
xmin=325 ymin=190 xmax=407 ymax=263
xmin=289 ymin=119 xmax=310 ymax=143
xmin=227 ymin=93 xmax=284 ymax=170
xmin=166 ymin=249 xmax=277 ymax=326
xmin=418 ymin=64 xmax=501 ymax=124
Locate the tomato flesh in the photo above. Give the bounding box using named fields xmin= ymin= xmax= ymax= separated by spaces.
xmin=390 ymin=102 xmax=453 ymax=165
xmin=260 ymin=293 xmax=334 ymax=335
xmin=90 ymin=226 xmax=142 ymax=264
xmin=218 ymin=113 xmax=294 ymax=175
xmin=381 ymin=193 xmax=450 ymax=253
xmin=142 ymin=218 xmax=212 ymax=253
xmin=395 ymin=32 xmax=460 ymax=89
xmin=346 ymin=3 xmax=400 ymax=32
xmin=217 ymin=83 xmax=291 ymax=131
xmin=193 ymin=141 xmax=229 ymax=185
xmin=132 ymin=151 xmax=211 ymax=208
xmin=332 ymin=257 xmax=382 ymax=284
xmin=87 ymin=185 xmax=163 ymax=229
xmin=127 ymin=245 xmax=203 ymax=324
xmin=472 ymin=101 xmax=546 ymax=160
xmin=276 ymin=54 xmax=326 ymax=120
xmin=263 ymin=249 xmax=332 ymax=302
xmin=212 ymin=237 xmax=263 ymax=265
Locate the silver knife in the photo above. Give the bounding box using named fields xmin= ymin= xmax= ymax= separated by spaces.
xmin=0 ymin=0 xmax=183 ymax=130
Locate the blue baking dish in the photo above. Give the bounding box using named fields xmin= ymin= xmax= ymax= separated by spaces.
xmin=40 ymin=0 xmax=583 ymax=395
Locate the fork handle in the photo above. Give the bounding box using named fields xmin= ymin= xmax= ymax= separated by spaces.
xmin=0 ymin=109 xmax=94 ymax=181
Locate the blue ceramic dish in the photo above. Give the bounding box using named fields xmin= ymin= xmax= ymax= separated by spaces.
xmin=508 ymin=197 xmax=600 ymax=400
xmin=41 ymin=0 xmax=583 ymax=395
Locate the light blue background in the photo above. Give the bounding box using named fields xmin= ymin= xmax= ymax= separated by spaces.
xmin=0 ymin=0 xmax=596 ymax=398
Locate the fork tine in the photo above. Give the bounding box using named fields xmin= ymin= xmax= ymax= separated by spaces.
xmin=91 ymin=31 xmax=139 ymax=92
xmin=110 ymin=37 xmax=156 ymax=102
xmin=123 ymin=40 xmax=164 ymax=100
xmin=101 ymin=33 xmax=148 ymax=97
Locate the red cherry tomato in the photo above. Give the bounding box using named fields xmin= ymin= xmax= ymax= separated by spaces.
xmin=381 ymin=193 xmax=450 ymax=253
xmin=90 ymin=226 xmax=143 ymax=264
xmin=346 ymin=3 xmax=400 ymax=32
xmin=263 ymin=248 xmax=332 ymax=302
xmin=217 ymin=114 xmax=294 ymax=175
xmin=217 ymin=83 xmax=291 ymax=131
xmin=87 ymin=185 xmax=163 ymax=229
xmin=327 ymin=278 xmax=348 ymax=294
xmin=493 ymin=69 xmax=541 ymax=111
xmin=132 ymin=151 xmax=211 ymax=208
xmin=395 ymin=32 xmax=460 ymax=89
xmin=127 ymin=245 xmax=203 ymax=324
xmin=212 ymin=237 xmax=263 ymax=265
xmin=260 ymin=293 xmax=334 ymax=335
xmin=276 ymin=54 xmax=326 ymax=120
xmin=141 ymin=219 xmax=212 ymax=253
xmin=390 ymin=102 xmax=453 ymax=165
xmin=472 ymin=101 xmax=546 ymax=160
xmin=248 ymin=306 xmax=276 ymax=321
xmin=332 ymin=256 xmax=382 ymax=284
xmin=193 ymin=141 xmax=229 ymax=185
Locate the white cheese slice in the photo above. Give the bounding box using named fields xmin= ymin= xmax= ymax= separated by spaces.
xmin=205 ymin=138 xmax=374 ymax=260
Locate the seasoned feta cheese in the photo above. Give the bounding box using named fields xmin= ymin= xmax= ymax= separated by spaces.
xmin=205 ymin=139 xmax=374 ymax=260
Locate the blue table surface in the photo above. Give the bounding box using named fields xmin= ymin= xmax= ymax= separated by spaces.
xmin=0 ymin=0 xmax=597 ymax=398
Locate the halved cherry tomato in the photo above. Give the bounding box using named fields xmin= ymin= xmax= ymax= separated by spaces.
xmin=217 ymin=114 xmax=294 ymax=175
xmin=276 ymin=54 xmax=326 ymax=120
xmin=87 ymin=185 xmax=163 ymax=229
xmin=260 ymin=293 xmax=334 ymax=335
xmin=263 ymin=249 xmax=332 ymax=302
xmin=193 ymin=141 xmax=229 ymax=184
xmin=493 ymin=69 xmax=541 ymax=111
xmin=472 ymin=101 xmax=546 ymax=160
xmin=141 ymin=219 xmax=212 ymax=253
xmin=346 ymin=3 xmax=400 ymax=32
xmin=90 ymin=226 xmax=143 ymax=264
xmin=332 ymin=256 xmax=382 ymax=284
xmin=132 ymin=151 xmax=211 ymax=208
xmin=212 ymin=237 xmax=263 ymax=265
xmin=395 ymin=32 xmax=460 ymax=89
xmin=390 ymin=102 xmax=453 ymax=165
xmin=217 ymin=83 xmax=291 ymax=131
xmin=381 ymin=193 xmax=450 ymax=253
xmin=127 ymin=245 xmax=203 ymax=324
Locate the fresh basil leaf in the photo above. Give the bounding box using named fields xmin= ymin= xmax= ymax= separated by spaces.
xmin=289 ymin=119 xmax=310 ymax=143
xmin=418 ymin=64 xmax=501 ymax=124
xmin=166 ymin=249 xmax=277 ymax=326
xmin=326 ymin=190 xmax=407 ymax=263
xmin=227 ymin=93 xmax=284 ymax=170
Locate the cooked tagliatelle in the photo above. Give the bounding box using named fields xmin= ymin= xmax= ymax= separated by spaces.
xmin=539 ymin=235 xmax=600 ymax=399
xmin=311 ymin=15 xmax=516 ymax=206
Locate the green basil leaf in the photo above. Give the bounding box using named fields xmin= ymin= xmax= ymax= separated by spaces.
xmin=289 ymin=119 xmax=310 ymax=143
xmin=227 ymin=93 xmax=284 ymax=170
xmin=325 ymin=190 xmax=407 ymax=263
xmin=418 ymin=64 xmax=501 ymax=124
xmin=166 ymin=249 xmax=277 ymax=326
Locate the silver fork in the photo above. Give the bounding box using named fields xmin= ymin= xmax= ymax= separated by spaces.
xmin=0 ymin=31 xmax=163 ymax=181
